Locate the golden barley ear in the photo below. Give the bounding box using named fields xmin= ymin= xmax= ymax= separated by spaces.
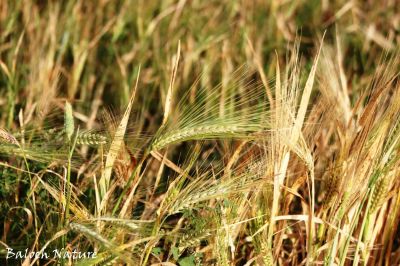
xmin=0 ymin=128 xmax=19 ymax=145
xmin=323 ymin=166 xmax=342 ymax=208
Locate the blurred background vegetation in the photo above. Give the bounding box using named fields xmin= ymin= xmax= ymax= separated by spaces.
xmin=1 ymin=0 xmax=398 ymax=120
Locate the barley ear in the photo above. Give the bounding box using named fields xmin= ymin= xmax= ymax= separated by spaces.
xmin=0 ymin=128 xmax=19 ymax=145
xmin=370 ymin=176 xmax=390 ymax=214
xmin=64 ymin=101 xmax=75 ymax=142
xmin=99 ymin=66 xmax=140 ymax=201
xmin=76 ymin=131 xmax=107 ymax=145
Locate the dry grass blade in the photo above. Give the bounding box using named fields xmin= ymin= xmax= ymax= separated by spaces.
xmin=292 ymin=34 xmax=324 ymax=143
xmin=162 ymin=41 xmax=181 ymax=126
xmin=99 ymin=67 xmax=140 ymax=200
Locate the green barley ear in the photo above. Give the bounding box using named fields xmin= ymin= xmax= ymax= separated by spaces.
xmin=76 ymin=131 xmax=107 ymax=146
xmin=260 ymin=244 xmax=274 ymax=266
xmin=64 ymin=101 xmax=75 ymax=142
xmin=149 ymin=66 xmax=270 ymax=152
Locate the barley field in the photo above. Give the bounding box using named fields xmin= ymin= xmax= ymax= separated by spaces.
xmin=0 ymin=1 xmax=400 ymax=265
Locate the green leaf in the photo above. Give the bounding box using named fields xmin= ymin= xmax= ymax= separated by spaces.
xmin=152 ymin=247 xmax=162 ymax=256
xmin=172 ymin=247 xmax=180 ymax=261
xmin=178 ymin=255 xmax=195 ymax=266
